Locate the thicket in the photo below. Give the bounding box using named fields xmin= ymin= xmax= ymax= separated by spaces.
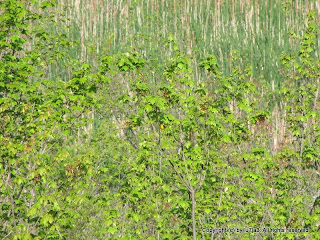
xmin=0 ymin=0 xmax=320 ymax=239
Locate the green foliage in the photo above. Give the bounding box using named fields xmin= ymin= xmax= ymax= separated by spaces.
xmin=115 ymin=52 xmax=146 ymax=72
xmin=1 ymin=1 xmax=320 ymax=239
xmin=199 ymin=55 xmax=220 ymax=76
xmin=0 ymin=1 xmax=99 ymax=238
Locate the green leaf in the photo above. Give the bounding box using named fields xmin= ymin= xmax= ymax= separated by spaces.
xmin=41 ymin=214 xmax=54 ymax=226
xmin=221 ymin=134 xmax=231 ymax=143
xmin=107 ymin=227 xmax=117 ymax=234
xmin=177 ymin=63 xmax=184 ymax=69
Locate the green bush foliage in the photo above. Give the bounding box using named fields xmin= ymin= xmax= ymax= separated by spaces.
xmin=1 ymin=1 xmax=320 ymax=239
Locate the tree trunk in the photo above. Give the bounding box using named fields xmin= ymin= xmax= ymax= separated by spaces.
xmin=191 ymin=189 xmax=197 ymax=240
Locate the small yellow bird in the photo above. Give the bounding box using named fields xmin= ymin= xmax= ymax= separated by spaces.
xmin=160 ymin=124 xmax=165 ymax=130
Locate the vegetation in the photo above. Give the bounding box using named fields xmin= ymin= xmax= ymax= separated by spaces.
xmin=0 ymin=0 xmax=320 ymax=239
